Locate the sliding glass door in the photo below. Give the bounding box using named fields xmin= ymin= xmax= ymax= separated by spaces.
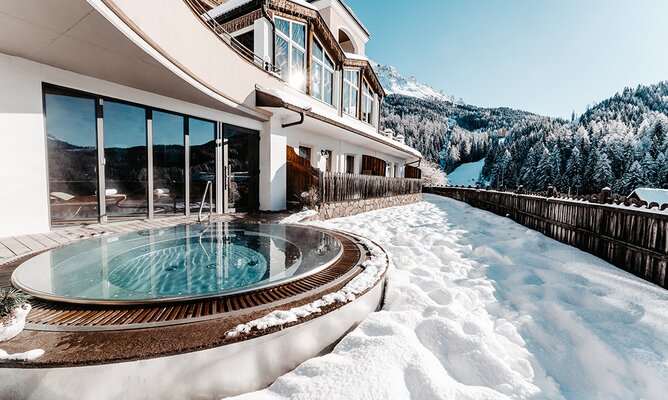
xmin=103 ymin=101 xmax=148 ymax=219
xmin=45 ymin=85 xmax=262 ymax=226
xmin=153 ymin=111 xmax=185 ymax=216
xmin=225 ymin=125 xmax=259 ymax=212
xmin=189 ymin=118 xmax=217 ymax=214
xmin=45 ymin=90 xmax=99 ymax=223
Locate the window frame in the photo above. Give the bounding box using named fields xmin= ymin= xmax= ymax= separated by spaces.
xmin=298 ymin=145 xmax=312 ymax=161
xmin=311 ymin=37 xmax=336 ymax=106
xmin=345 ymin=154 xmax=356 ymax=175
xmin=361 ymin=79 xmax=374 ymax=125
xmin=275 ymin=16 xmax=308 ymax=92
xmin=343 ymin=68 xmax=360 ymax=118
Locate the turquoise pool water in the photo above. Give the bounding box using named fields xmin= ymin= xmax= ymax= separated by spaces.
xmin=12 ymin=223 xmax=342 ymax=304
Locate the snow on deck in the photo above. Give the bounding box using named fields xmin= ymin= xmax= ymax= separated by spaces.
xmin=233 ymin=194 xmax=668 ymax=400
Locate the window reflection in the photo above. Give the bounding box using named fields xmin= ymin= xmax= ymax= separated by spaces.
xmin=103 ymin=101 xmax=148 ymax=218
xmin=153 ymin=111 xmax=185 ymax=216
xmin=275 ymin=17 xmax=307 ymax=91
xmin=311 ymin=39 xmax=335 ymax=105
xmin=45 ymin=92 xmax=99 ymax=223
xmin=189 ymin=118 xmax=217 ymax=213
xmin=343 ymin=70 xmax=360 ymax=117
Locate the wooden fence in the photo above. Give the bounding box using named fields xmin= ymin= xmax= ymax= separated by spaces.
xmin=320 ymin=172 xmax=422 ymax=203
xmin=426 ymin=186 xmax=668 ymax=288
xmin=286 ymin=146 xmax=319 ymax=208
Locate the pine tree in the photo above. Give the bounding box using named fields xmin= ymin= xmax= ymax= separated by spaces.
xmin=650 ymin=121 xmax=665 ymax=158
xmin=495 ymin=149 xmax=512 ymax=188
xmin=536 ymin=147 xmax=553 ymax=190
xmin=592 ymin=150 xmax=614 ymax=191
xmin=549 ymin=144 xmax=563 ymax=190
xmin=566 ymin=146 xmax=584 ymax=194
xmin=620 ymin=161 xmax=646 ymax=195
xmin=641 ymin=153 xmax=656 ymax=186
xmin=656 ymin=151 xmax=668 ymax=188
xmin=520 ymin=146 xmax=539 ymax=190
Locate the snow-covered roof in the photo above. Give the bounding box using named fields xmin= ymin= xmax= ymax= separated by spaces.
xmin=344 ymin=52 xmax=368 ymax=61
xmin=628 ymin=188 xmax=668 ymax=204
xmin=209 ymin=0 xmax=317 ymax=19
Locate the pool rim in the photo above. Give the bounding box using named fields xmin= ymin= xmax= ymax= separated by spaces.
xmin=10 ymin=223 xmax=344 ymax=306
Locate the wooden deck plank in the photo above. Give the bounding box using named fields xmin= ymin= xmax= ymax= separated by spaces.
xmin=1 ymin=239 xmax=30 ymax=256
xmin=41 ymin=231 xmax=73 ymax=245
xmin=29 ymin=234 xmax=60 ymax=248
xmin=14 ymin=235 xmax=48 ymax=252
xmin=0 ymin=243 xmax=15 ymax=259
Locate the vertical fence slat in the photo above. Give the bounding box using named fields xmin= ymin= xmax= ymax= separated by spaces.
xmin=318 ymin=172 xmax=421 ymax=203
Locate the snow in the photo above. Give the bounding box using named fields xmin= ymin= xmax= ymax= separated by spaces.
xmin=279 ymin=209 xmax=318 ymax=225
xmin=0 ymin=348 xmax=44 ymax=362
xmin=629 ymin=188 xmax=668 ymax=205
xmin=232 ymin=195 xmax=668 ymax=400
xmin=447 ymin=159 xmax=485 ymax=186
xmin=0 ymin=305 xmax=30 ymax=342
xmin=226 ymin=238 xmax=387 ymax=338
xmin=256 ymin=85 xmax=314 ymax=111
xmin=208 ymin=0 xmax=317 ymax=19
xmin=344 ymin=52 xmax=369 ymax=61
xmin=372 ymin=62 xmax=457 ymax=103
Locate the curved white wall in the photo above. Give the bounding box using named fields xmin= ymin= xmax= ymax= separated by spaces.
xmin=92 ymin=0 xmax=285 ymax=110
xmin=0 ymin=277 xmax=385 ymax=400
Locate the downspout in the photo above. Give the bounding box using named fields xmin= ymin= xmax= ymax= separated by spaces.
xmin=282 ymin=109 xmax=306 ymax=128
xmin=262 ymin=1 xmax=276 ymax=69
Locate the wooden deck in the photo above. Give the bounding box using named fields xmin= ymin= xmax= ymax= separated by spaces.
xmin=0 ymin=216 xmax=385 ymax=368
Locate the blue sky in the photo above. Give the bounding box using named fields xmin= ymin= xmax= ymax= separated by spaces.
xmin=346 ymin=0 xmax=668 ymax=119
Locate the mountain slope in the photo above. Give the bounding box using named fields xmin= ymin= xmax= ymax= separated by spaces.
xmin=378 ymin=92 xmax=542 ymax=172
xmin=376 ymin=63 xmax=668 ymax=194
xmin=372 ymin=62 xmax=456 ymax=103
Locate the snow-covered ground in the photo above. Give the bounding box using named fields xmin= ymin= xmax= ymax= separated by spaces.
xmin=233 ymin=195 xmax=668 ymax=400
xmin=447 ymin=160 xmax=485 ymax=186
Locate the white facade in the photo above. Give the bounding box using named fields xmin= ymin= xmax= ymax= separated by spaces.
xmin=0 ymin=0 xmax=420 ymax=238
xmin=309 ymin=0 xmax=370 ymax=56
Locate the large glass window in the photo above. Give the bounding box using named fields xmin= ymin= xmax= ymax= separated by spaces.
xmin=45 ymin=91 xmax=99 ymax=223
xmin=275 ymin=17 xmax=307 ymax=91
xmin=103 ymin=101 xmax=148 ymax=218
xmin=152 ymin=111 xmax=185 ymax=216
xmin=44 ymin=86 xmax=262 ymax=222
xmin=343 ymin=69 xmax=359 ymax=117
xmin=189 ymin=118 xmax=217 ymax=213
xmin=362 ymin=81 xmax=374 ymax=124
xmin=311 ymin=39 xmax=335 ymax=105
